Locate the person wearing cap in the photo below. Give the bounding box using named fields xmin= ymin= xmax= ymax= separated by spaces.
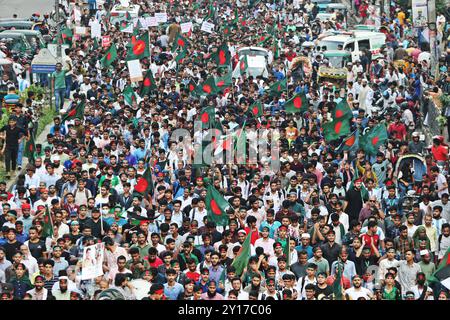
xmin=142 ymin=283 xmax=165 ymax=300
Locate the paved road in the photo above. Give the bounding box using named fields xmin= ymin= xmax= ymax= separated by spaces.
xmin=0 ymin=0 xmax=54 ymax=18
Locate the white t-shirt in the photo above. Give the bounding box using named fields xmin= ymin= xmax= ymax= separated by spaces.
xmin=344 ymin=287 xmax=373 ymax=300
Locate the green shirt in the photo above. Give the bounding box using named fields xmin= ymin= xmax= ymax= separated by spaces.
xmin=51 ymin=70 xmax=67 ymax=89
xmin=130 ymin=243 xmax=152 ymax=260
xmin=418 ymin=261 xmax=436 ymax=282
xmin=382 ymin=286 xmax=401 ymax=300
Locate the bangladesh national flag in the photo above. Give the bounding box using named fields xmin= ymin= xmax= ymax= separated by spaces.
xmin=123 ymin=85 xmax=138 ymax=106
xmin=61 ymin=102 xmax=85 ymax=124
xmin=269 ymin=78 xmax=287 ymax=97
xmin=250 ymin=101 xmax=263 ymax=118
xmin=140 ymin=70 xmax=157 ymax=96
xmin=23 ymin=132 xmax=36 ymax=161
xmin=61 ymin=27 xmax=73 ymax=45
xmin=215 ymin=72 xmax=232 ymax=92
xmin=429 ymin=248 xmax=450 ymax=290
xmin=231 ymin=231 xmax=252 ymax=276
xmin=120 ymin=20 xmax=134 ymax=33
xmin=222 ymin=24 xmax=233 ymax=37
xmin=258 ymin=34 xmax=273 ymax=46
xmin=239 ymin=55 xmax=248 ymax=75
xmin=172 ymin=33 xmax=189 ymax=53
xmin=360 ymin=124 xmax=388 ymax=155
xmin=194 ymin=77 xmax=217 ymax=96
xmin=43 ymin=206 xmax=53 ymax=238
xmin=212 ymin=43 xmax=230 ymax=67
xmin=336 ymin=130 xmax=360 ymax=154
xmin=323 ymin=118 xmax=351 ymax=142
xmin=127 ymin=31 xmax=150 ymax=60
xmin=332 ymin=100 xmax=353 ymax=121
xmin=205 ymin=184 xmax=230 ymax=226
xmin=93 ymin=37 xmax=99 ymax=50
xmin=134 ymin=167 xmax=154 ymax=197
xmin=187 ymin=79 xmax=197 ymax=94
xmin=198 ymin=106 xmax=216 ymax=129
xmin=285 ymin=93 xmax=308 ymax=114
xmin=235 ymin=125 xmax=247 ymax=164
xmin=332 ymin=261 xmax=344 ymax=300
xmin=100 ymin=45 xmax=118 ymax=68
xmin=174 ymin=49 xmax=187 ymax=65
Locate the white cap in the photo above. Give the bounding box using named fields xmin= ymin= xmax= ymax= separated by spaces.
xmin=301 ymin=233 xmax=311 ymax=239
xmin=420 ymin=249 xmax=429 ymax=256
xmin=51 ymin=155 xmax=61 ymax=161
xmin=237 ymin=229 xmax=247 ymax=235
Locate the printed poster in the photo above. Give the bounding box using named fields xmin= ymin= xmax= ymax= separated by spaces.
xmin=81 ymin=243 xmax=104 ymax=280
xmin=180 ymin=22 xmax=193 ymax=34
xmin=201 ymin=21 xmax=215 ymax=34
xmin=127 ymin=59 xmax=143 ymax=82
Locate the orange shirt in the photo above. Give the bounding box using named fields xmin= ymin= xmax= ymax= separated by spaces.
xmin=431 ymin=145 xmax=449 ymax=162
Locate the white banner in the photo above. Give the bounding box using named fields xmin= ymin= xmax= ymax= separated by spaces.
xmin=201 ymin=21 xmax=215 ymax=34
xmin=74 ymin=26 xmax=88 ymax=35
xmin=180 ymin=22 xmax=193 ymax=34
xmin=147 ymin=16 xmax=158 ymax=27
xmin=90 ymin=21 xmax=102 ymax=39
xmin=128 ymin=59 xmax=143 ymax=82
xmin=155 ymin=12 xmax=168 ymax=23
xmin=81 ymin=243 xmax=104 ymax=280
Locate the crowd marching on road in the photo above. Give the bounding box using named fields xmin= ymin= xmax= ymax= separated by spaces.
xmin=0 ymin=0 xmax=449 ymax=301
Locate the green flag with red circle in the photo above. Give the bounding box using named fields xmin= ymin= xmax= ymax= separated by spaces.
xmin=250 ymin=101 xmax=263 ymax=118
xmin=323 ymin=118 xmax=351 ymax=142
xmin=171 ymin=33 xmax=189 ymax=53
xmin=205 ymin=184 xmax=230 ymax=227
xmin=134 ymin=167 xmax=154 ymax=197
xmin=285 ymin=93 xmax=308 ymax=114
xmin=332 ymin=100 xmax=353 ymax=121
xmin=215 ymin=72 xmax=232 ymax=92
xmin=193 ymin=77 xmax=217 ymax=97
xmin=23 ymin=132 xmax=36 ymax=161
xmin=269 ymin=78 xmax=287 ymax=97
xmin=198 ymin=106 xmax=216 ymax=129
xmin=61 ymin=102 xmax=85 ymax=124
xmin=140 ymin=69 xmax=157 ymax=96
xmin=360 ymin=124 xmax=388 ymax=155
xmin=101 ymin=45 xmax=118 ymax=68
xmin=212 ymin=43 xmax=231 ymax=67
xmin=127 ymin=31 xmax=150 ymax=61
xmin=239 ymin=55 xmax=248 ymax=75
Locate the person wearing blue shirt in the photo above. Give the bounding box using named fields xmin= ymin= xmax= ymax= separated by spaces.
xmin=164 ymin=268 xmax=184 ymax=300
xmin=295 ymin=233 xmax=314 ymax=259
xmin=259 ymin=211 xmax=281 ymax=239
xmin=133 ymin=139 xmax=147 ymax=161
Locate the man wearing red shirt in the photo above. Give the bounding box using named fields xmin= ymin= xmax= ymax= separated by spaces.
xmin=431 ymin=137 xmax=449 ymax=163
xmin=147 ymin=247 xmax=163 ymax=268
xmin=285 ymin=48 xmax=297 ymax=62
xmin=388 ymin=117 xmax=407 ymax=141
xmin=360 ymin=221 xmax=380 ymax=256
xmin=184 ymin=258 xmax=200 ymax=282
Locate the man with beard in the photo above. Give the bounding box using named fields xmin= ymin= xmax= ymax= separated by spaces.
xmin=201 ymin=280 xmax=224 ymax=300
xmin=26 ymin=275 xmax=51 ymax=300
xmin=344 ymin=275 xmax=373 ymax=300
xmin=208 ymin=252 xmax=224 ymax=284
xmin=163 ymin=268 xmax=184 ymax=300
xmin=411 ymin=272 xmax=434 ymax=300
xmin=243 ymin=273 xmax=266 ymax=298
xmin=51 ymin=274 xmax=71 ymax=300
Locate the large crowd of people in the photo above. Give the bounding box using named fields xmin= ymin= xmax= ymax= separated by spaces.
xmin=0 ymin=0 xmax=449 ymax=300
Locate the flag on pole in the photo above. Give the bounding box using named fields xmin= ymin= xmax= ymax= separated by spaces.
xmin=230 ymin=231 xmax=252 ymax=276
xmin=332 ymin=260 xmax=344 ymax=300
xmin=123 ymin=86 xmax=138 ymax=106
xmin=43 ymin=206 xmax=53 ymax=238
xmin=429 ymin=248 xmax=450 ymax=290
xmin=140 ymin=69 xmax=157 ymax=96
xmin=322 ymin=118 xmax=351 ymax=142
xmin=23 ymin=132 xmax=36 ymax=161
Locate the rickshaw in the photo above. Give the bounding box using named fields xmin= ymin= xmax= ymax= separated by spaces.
xmin=318 ymin=50 xmax=351 ymax=88
xmin=394 ymin=154 xmax=427 ymax=183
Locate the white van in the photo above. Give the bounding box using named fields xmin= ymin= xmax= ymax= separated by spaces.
xmin=317 ymin=31 xmax=386 ymax=62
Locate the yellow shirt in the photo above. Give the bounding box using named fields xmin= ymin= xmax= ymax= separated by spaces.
xmin=398 ymin=12 xmax=406 ymax=25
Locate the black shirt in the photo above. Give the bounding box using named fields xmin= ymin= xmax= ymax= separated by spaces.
xmin=0 ymin=125 xmax=26 ymax=148
xmin=4 ymin=240 xmax=22 ymax=261
xmin=345 ymin=188 xmax=365 ymax=223
xmin=28 ymin=239 xmax=47 ymax=259
xmin=315 ymin=284 xmax=333 ymax=298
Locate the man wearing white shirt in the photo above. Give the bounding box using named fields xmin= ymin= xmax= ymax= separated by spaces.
xmin=254 ymin=227 xmax=275 ymax=258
